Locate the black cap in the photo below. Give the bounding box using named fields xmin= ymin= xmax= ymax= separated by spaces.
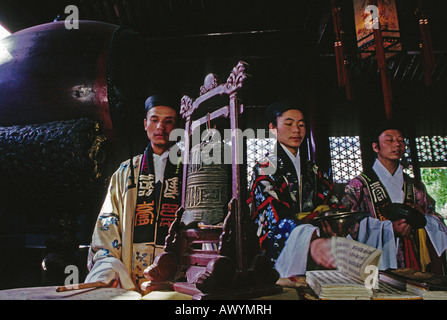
xmin=265 ymin=99 xmax=303 ymax=126
xmin=144 ymin=94 xmax=179 ymax=115
xmin=370 ymin=119 xmax=408 ymax=144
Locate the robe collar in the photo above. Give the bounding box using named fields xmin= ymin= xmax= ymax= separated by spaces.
xmin=372 ymin=159 xmax=404 ymax=203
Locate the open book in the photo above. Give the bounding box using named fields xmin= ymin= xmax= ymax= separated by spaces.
xmin=306 ymin=237 xmax=420 ymax=300
xmin=306 ymin=237 xmax=382 ymax=299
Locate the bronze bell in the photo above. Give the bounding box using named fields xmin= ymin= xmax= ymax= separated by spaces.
xmin=181 ymin=130 xmax=230 ymax=227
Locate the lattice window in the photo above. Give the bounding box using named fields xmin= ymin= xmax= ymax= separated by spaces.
xmin=402 ymin=138 xmax=415 ymax=178
xmin=329 ymin=136 xmax=363 ymax=183
xmin=246 ymin=137 xmax=276 ymax=184
xmin=416 ymin=136 xmax=432 ymax=162
xmin=416 ymin=136 xmax=447 ymax=162
xmin=415 ymin=136 xmax=447 ymax=217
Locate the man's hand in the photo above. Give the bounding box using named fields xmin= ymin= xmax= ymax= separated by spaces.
xmin=320 ymin=221 xmax=337 ymax=238
xmin=392 ymin=218 xmax=412 ymax=238
xmin=309 ymin=238 xmax=336 ymax=269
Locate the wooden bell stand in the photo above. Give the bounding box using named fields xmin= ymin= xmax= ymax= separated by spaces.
xmin=143 ymin=61 xmax=282 ymax=300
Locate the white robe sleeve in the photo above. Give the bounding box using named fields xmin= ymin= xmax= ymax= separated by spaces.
xmin=274 ymin=224 xmax=319 ymax=278
xmin=86 ymin=166 xmax=134 ymax=289
xmin=88 ymin=171 xmax=123 ymax=264
xmin=84 ymin=256 xmax=135 ymax=290
xmin=350 ymin=217 xmax=397 ymax=270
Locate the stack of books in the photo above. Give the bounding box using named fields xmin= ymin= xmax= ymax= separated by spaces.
xmin=371 ymin=280 xmax=421 ymax=300
xmin=306 ymin=269 xmax=372 ymax=300
xmin=379 ymin=268 xmax=447 ymax=300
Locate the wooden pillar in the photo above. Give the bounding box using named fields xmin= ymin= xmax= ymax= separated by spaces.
xmin=331 ymin=0 xmax=354 ymax=100
xmin=370 ymin=0 xmax=393 ymax=120
xmin=417 ymin=0 xmax=436 ymax=87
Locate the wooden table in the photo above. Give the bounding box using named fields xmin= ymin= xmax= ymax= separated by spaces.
xmin=0 ymin=277 xmax=317 ymax=300
xmin=0 ymin=285 xmax=141 ymax=300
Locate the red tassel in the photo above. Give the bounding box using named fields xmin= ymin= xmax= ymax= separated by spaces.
xmin=335 ymin=41 xmax=345 ymax=87
xmin=373 ymin=26 xmax=393 ymax=119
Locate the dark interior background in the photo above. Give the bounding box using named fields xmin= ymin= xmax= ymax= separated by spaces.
xmin=0 ymin=0 xmax=446 ymax=289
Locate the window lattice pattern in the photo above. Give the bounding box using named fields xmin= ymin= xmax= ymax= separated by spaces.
xmin=246 ymin=138 xmax=276 ymax=184
xmin=329 ymin=136 xmax=363 ymax=183
xmin=416 ymin=136 xmax=447 ymax=162
xmin=402 ymin=138 xmax=415 ymax=178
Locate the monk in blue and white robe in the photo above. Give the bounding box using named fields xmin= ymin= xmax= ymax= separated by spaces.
xmin=248 ymin=101 xmax=340 ymax=277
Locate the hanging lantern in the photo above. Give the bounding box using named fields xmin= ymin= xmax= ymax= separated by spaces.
xmin=353 ymin=0 xmax=400 ymax=119
xmin=354 ymin=0 xmax=401 ymax=59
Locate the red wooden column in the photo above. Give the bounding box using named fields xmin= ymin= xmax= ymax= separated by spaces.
xmin=370 ymin=0 xmax=393 ymax=120
xmin=331 ymin=0 xmax=353 ymax=100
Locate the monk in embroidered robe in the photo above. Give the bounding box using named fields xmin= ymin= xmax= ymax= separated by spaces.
xmin=249 ymin=101 xmax=340 ymax=277
xmin=343 ymin=121 xmax=447 ymax=274
xmin=86 ymin=95 xmax=182 ymax=290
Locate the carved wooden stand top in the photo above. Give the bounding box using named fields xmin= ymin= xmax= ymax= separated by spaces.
xmin=142 ymin=61 xmax=282 ymax=300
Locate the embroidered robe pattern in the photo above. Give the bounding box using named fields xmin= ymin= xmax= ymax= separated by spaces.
xmin=343 ymin=167 xmax=442 ymax=271
xmin=248 ymin=143 xmax=337 ymax=262
xmin=88 ymin=144 xmax=182 ymax=289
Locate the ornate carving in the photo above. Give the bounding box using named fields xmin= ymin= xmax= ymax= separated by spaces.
xmin=164 ymin=207 xmax=184 ymax=253
xmin=218 ymin=198 xmax=236 ymax=260
xmin=200 ymin=73 xmax=218 ymax=95
xmin=226 ymin=61 xmax=248 ymax=92
xmin=143 ymin=252 xmax=179 ymax=282
xmin=182 ymin=132 xmax=230 ymax=227
xmin=142 ymin=61 xmax=282 ymax=299
xmin=180 ymin=95 xmax=194 ymax=120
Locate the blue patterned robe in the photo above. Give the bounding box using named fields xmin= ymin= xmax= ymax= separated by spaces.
xmin=248 ymin=143 xmax=338 ymax=262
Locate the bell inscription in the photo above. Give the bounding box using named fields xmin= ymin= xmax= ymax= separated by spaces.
xmin=181 ymin=134 xmax=230 ymax=227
